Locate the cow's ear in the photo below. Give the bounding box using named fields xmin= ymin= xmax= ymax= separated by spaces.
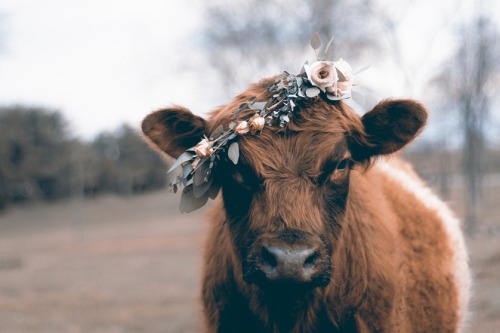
xmin=142 ymin=106 xmax=208 ymax=158
xmin=349 ymin=99 xmax=428 ymax=162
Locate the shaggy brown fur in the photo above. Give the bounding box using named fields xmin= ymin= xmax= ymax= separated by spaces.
xmin=142 ymin=77 xmax=467 ymax=333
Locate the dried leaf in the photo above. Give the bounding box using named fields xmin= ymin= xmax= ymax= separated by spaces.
xmin=171 ymin=176 xmax=181 ymax=185
xmin=168 ymin=152 xmax=194 ymax=173
xmin=310 ymin=32 xmax=321 ymax=50
xmin=324 ymin=36 xmax=335 ymax=60
xmin=180 ymin=184 xmax=209 ymax=213
xmin=228 ymin=142 xmax=239 ymax=165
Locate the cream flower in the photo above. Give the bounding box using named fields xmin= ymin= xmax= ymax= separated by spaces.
xmin=249 ymin=114 xmax=265 ymax=133
xmin=234 ymin=121 xmax=250 ymax=135
xmin=336 ymin=81 xmax=352 ymax=97
xmin=334 ymin=59 xmax=353 ymax=82
xmin=334 ymin=59 xmax=353 ymax=96
xmin=305 ymin=61 xmax=338 ymax=91
xmin=194 ymin=139 xmax=213 ymax=158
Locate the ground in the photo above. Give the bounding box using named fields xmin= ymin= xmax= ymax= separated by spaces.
xmin=0 ymin=191 xmax=499 ymax=332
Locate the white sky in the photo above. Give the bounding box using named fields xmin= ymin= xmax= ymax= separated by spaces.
xmin=0 ymin=0 xmax=498 ymax=140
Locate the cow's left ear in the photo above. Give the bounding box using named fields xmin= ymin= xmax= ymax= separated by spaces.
xmin=349 ymin=99 xmax=428 ymax=162
xmin=142 ymin=106 xmax=208 ymax=158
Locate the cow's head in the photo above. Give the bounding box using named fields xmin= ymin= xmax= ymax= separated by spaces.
xmin=142 ymin=78 xmax=427 ymax=296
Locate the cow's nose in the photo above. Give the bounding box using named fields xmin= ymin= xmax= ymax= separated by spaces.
xmin=258 ymin=245 xmax=321 ymax=283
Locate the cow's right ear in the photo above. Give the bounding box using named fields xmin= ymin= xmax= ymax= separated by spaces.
xmin=348 ymin=99 xmax=428 ymax=162
xmin=141 ymin=106 xmax=208 ymax=158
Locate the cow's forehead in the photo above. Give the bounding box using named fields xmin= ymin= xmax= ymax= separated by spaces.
xmin=236 ymin=129 xmax=348 ymax=179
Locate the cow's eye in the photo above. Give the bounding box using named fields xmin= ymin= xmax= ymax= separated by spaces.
xmin=336 ymin=158 xmax=349 ymax=170
xmin=317 ymin=158 xmax=350 ymax=185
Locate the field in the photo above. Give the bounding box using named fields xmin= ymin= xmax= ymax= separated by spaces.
xmin=0 ymin=190 xmax=499 ymax=332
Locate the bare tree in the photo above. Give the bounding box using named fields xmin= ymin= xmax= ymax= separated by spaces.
xmin=200 ymin=0 xmax=380 ymax=96
xmin=438 ymin=16 xmax=500 ymax=234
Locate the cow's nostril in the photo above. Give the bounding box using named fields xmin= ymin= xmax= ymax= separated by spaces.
xmin=261 ymin=246 xmax=278 ymax=269
xmin=304 ymin=250 xmax=320 ymax=269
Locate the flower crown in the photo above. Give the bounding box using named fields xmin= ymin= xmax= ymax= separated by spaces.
xmin=169 ymin=34 xmax=357 ymax=213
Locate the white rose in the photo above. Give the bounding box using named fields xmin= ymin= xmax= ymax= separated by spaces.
xmin=336 ymin=81 xmax=352 ymax=97
xmin=194 ymin=139 xmax=213 ymax=158
xmin=324 ymin=59 xmax=353 ymax=97
xmin=305 ymin=61 xmax=338 ymax=91
xmin=334 ymin=59 xmax=352 ymax=81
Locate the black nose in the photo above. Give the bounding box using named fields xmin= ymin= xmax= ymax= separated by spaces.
xmin=258 ymin=245 xmax=321 ymax=283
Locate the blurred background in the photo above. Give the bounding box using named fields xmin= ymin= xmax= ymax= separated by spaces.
xmin=0 ymin=0 xmax=498 ymax=332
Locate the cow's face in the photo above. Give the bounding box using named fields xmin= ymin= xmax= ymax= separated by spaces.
xmin=142 ymin=82 xmax=427 ymax=295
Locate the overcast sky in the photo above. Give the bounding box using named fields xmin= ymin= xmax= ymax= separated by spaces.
xmin=0 ymin=0 xmax=497 ymax=140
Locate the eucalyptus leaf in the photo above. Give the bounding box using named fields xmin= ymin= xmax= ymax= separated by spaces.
xmin=305 ymin=87 xmax=321 ymax=98
xmin=167 ymin=152 xmax=194 ymax=173
xmin=208 ymin=181 xmax=221 ymax=199
xmin=182 ymin=164 xmax=194 ymax=178
xmin=180 ymin=184 xmax=209 ymax=213
xmin=193 ymin=176 xmax=213 ymax=198
xmin=193 ymin=160 xmax=210 ymax=186
xmin=295 ymin=77 xmax=303 ymax=87
xmin=228 ymin=142 xmax=239 ymax=165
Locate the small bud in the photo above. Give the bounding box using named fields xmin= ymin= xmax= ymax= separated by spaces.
xmin=249 ymin=114 xmax=265 ymax=133
xmin=234 ymin=121 xmax=250 ymax=135
xmin=194 ymin=139 xmax=213 ymax=158
xmin=191 ymin=159 xmax=199 ymax=169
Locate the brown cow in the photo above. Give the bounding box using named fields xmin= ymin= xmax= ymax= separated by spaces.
xmin=142 ymin=73 xmax=470 ymax=332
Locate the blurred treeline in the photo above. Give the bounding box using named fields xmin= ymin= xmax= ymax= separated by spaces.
xmin=0 ymin=105 xmax=167 ymax=210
